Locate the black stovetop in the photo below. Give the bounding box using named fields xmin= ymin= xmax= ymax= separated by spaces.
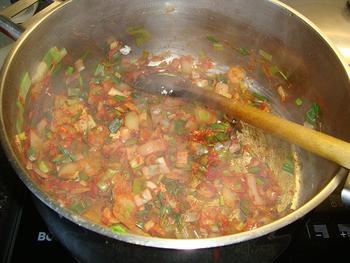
xmin=0 ymin=143 xmax=349 ymax=263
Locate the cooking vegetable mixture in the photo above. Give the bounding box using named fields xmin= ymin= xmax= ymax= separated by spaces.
xmin=15 ymin=38 xmax=297 ymax=239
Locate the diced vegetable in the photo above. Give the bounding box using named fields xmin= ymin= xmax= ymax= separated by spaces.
xmin=295 ymin=98 xmax=303 ymax=106
xmin=238 ymin=48 xmax=250 ymax=56
xmin=27 ymin=146 xmax=37 ymax=162
xmin=111 ymin=224 xmax=128 ymax=234
xmin=127 ymin=26 xmax=150 ymax=47
xmin=38 ymin=160 xmax=50 ymax=173
xmin=125 ymin=112 xmax=139 ymax=131
xmin=173 ymin=119 xmax=187 ymax=135
xmin=94 ymin=64 xmax=105 ymax=76
xmin=58 ymin=146 xmax=77 ymax=162
xmin=259 ymin=49 xmax=272 ymax=61
xmin=66 ymin=66 xmax=74 ymax=75
xmin=108 ymin=118 xmax=123 ymax=133
xmin=213 ymin=43 xmax=224 ymax=50
xmin=305 ymin=103 xmax=321 ymax=125
xmin=206 ymin=36 xmax=219 ymax=43
xmin=19 ymin=72 xmax=31 ymax=102
xmin=282 ymin=160 xmax=294 ymax=174
xmin=132 ymin=178 xmax=143 ymax=194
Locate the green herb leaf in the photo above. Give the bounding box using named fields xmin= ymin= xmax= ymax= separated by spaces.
xmin=259 ymin=49 xmax=272 ymax=61
xmin=113 ymin=95 xmax=126 ymax=102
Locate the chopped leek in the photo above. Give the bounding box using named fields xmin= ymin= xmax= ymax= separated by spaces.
xmin=16 ymin=99 xmax=24 ymax=134
xmin=38 ymin=160 xmax=50 ymax=173
xmin=173 ymin=119 xmax=187 ymax=135
xmin=213 ymin=43 xmax=224 ymax=50
xmin=282 ymin=160 xmax=294 ymax=174
xmin=111 ymin=224 xmax=128 ymax=234
xmin=253 ymin=92 xmax=268 ymax=102
xmin=305 ymin=103 xmax=321 ymax=125
xmin=259 ymin=49 xmax=272 ymax=61
xmin=209 ymin=122 xmax=230 ymax=132
xmin=239 ymin=48 xmax=250 ymax=56
xmin=206 ymin=36 xmax=219 ymax=43
xmin=58 ymin=145 xmax=77 ymax=162
xmin=295 ymin=98 xmax=303 ymax=106
xmin=248 ymin=166 xmax=261 ymax=174
xmin=269 ymin=66 xmax=288 ymax=80
xmin=132 ymin=178 xmax=143 ymax=194
xmin=68 ymin=87 xmax=81 ymax=97
xmin=94 ymin=63 xmax=105 ymax=76
xmin=127 ymin=26 xmax=150 ymax=47
xmin=19 ymin=72 xmax=31 ymax=102
xmin=27 ymin=146 xmax=37 ymax=162
xmin=66 ymin=66 xmax=74 ymax=75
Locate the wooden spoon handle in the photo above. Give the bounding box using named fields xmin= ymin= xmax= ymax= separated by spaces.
xmin=201 ymin=91 xmax=350 ymax=169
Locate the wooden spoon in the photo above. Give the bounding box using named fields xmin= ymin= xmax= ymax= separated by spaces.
xmin=134 ymin=73 xmax=350 ymax=169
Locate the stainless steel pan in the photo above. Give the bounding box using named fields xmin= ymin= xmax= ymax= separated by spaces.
xmin=0 ymin=0 xmax=349 ymax=249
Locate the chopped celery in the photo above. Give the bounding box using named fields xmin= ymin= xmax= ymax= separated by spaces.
xmin=52 ymin=154 xmax=71 ymax=164
xmin=108 ymin=118 xmax=122 ymax=133
xmin=259 ymin=49 xmax=272 ymax=61
xmin=38 ymin=160 xmax=50 ymax=173
xmin=19 ymin=72 xmax=31 ymax=101
xmin=111 ymin=224 xmax=128 ymax=234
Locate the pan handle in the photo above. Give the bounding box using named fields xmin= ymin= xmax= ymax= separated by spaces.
xmin=341 ymin=172 xmax=350 ymax=206
xmin=0 ymin=0 xmax=64 ymax=40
